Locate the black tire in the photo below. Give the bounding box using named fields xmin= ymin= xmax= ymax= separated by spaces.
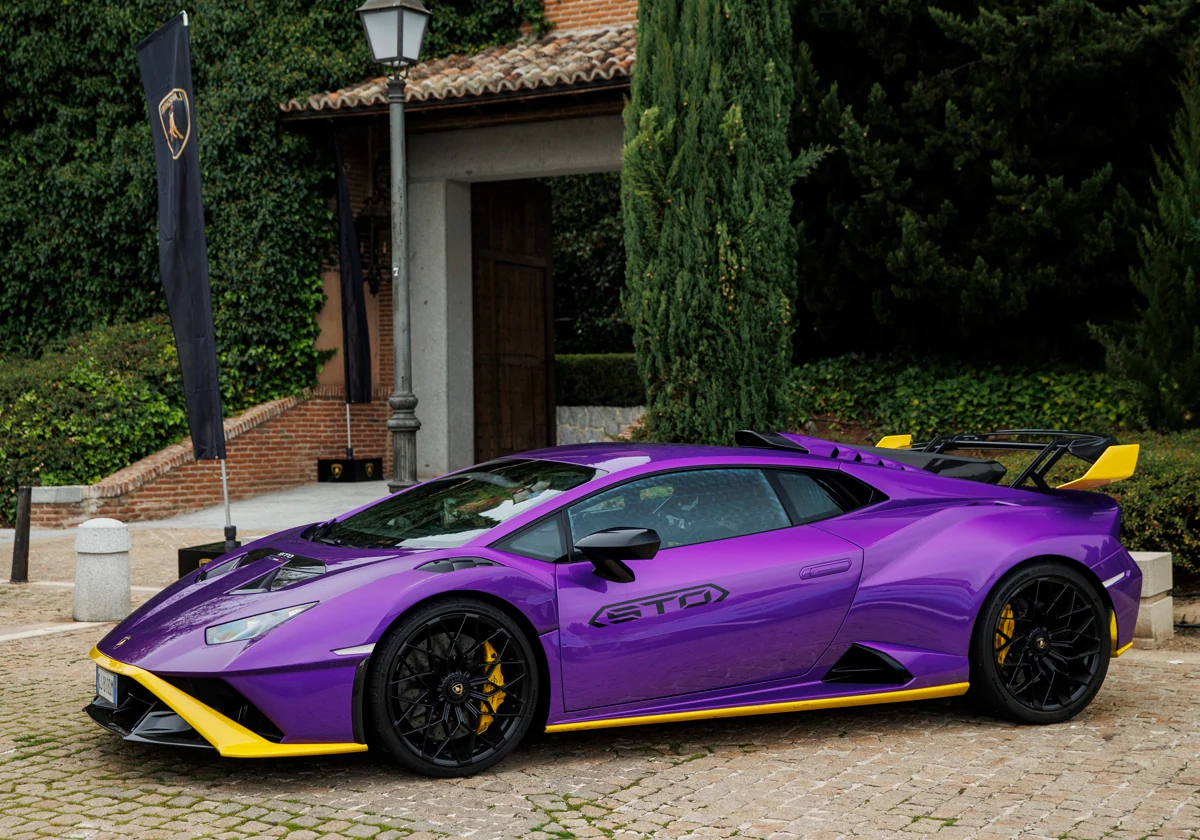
xmin=366 ymin=597 xmax=539 ymax=777
xmin=969 ymin=560 xmax=1110 ymax=725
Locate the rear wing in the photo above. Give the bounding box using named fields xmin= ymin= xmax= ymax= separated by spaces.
xmin=876 ymin=430 xmax=1139 ymax=492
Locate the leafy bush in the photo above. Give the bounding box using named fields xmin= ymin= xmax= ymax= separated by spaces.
xmin=1108 ymin=432 xmax=1200 ymax=577
xmin=555 ymin=354 xmax=644 ymax=407
xmin=548 ymin=174 xmax=631 ymax=354
xmin=0 ymin=318 xmax=187 ymax=524
xmin=788 ymin=355 xmax=1196 ymax=573
xmin=790 ymin=355 xmax=1130 ymax=437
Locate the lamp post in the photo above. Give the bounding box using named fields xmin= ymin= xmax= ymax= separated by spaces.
xmin=356 ymin=0 xmax=430 ymax=490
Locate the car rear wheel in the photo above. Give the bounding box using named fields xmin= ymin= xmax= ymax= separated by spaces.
xmin=367 ymin=597 xmax=539 ymax=777
xmin=969 ymin=560 xmax=1110 ymax=724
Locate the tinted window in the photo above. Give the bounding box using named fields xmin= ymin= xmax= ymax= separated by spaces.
xmin=774 ymin=471 xmax=845 ymax=523
xmin=318 ymin=460 xmax=599 ymax=549
xmin=568 ymin=469 xmax=790 ymax=550
xmin=498 ymin=516 xmax=566 ymax=563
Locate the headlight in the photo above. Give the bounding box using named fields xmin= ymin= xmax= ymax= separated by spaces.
xmin=205 ymin=603 xmax=317 ymax=645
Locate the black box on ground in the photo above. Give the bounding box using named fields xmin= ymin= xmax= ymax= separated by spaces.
xmin=317 ymin=457 xmax=384 ymax=483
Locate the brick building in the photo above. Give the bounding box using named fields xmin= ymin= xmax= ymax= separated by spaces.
xmin=32 ymin=0 xmax=640 ymax=527
xmin=287 ymin=0 xmax=639 ymax=476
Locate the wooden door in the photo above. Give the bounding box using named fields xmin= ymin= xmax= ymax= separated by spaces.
xmin=472 ymin=180 xmax=555 ymax=462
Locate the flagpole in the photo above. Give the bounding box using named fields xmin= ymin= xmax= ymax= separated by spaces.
xmin=220 ymin=457 xmax=236 ymax=552
xmin=345 ymin=401 xmax=354 ymax=460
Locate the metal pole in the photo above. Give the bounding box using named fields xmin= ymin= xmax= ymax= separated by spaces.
xmin=10 ymin=487 xmax=31 ymax=584
xmin=345 ymin=401 xmax=354 ymax=460
xmin=387 ymin=74 xmax=421 ymax=491
xmin=220 ymin=458 xmax=237 ymax=553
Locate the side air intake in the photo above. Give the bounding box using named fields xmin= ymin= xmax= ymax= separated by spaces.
xmin=822 ymin=644 xmax=913 ymax=685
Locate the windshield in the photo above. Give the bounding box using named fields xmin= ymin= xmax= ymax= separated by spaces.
xmin=313 ymin=459 xmax=601 ymax=549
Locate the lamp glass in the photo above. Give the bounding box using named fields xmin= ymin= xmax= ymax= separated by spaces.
xmin=400 ymin=6 xmax=429 ymax=64
xmin=361 ymin=7 xmax=400 ymax=65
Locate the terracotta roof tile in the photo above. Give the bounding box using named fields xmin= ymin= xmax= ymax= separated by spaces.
xmin=281 ymin=25 xmax=636 ymax=115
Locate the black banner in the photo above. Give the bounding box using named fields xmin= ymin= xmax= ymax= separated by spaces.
xmin=333 ymin=131 xmax=373 ymax=404
xmin=137 ymin=14 xmax=226 ymax=460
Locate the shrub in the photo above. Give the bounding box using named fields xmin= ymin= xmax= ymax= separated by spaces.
xmin=548 ymin=174 xmax=631 ymax=354
xmin=790 ymin=355 xmax=1131 ymax=437
xmin=0 ymin=318 xmax=187 ymax=524
xmin=555 ymin=354 xmax=644 ymax=407
xmin=1108 ymin=431 xmax=1200 ymax=578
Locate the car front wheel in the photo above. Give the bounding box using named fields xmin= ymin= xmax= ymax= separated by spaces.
xmin=969 ymin=560 xmax=1111 ymax=725
xmin=367 ymin=597 xmax=539 ymax=777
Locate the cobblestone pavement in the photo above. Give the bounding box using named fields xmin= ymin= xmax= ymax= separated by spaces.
xmin=0 ymin=626 xmax=1196 ymax=840
xmin=1 ymin=533 xmax=1197 ymax=838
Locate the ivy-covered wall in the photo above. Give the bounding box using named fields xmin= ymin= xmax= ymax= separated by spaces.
xmin=0 ymin=0 xmax=543 ymax=411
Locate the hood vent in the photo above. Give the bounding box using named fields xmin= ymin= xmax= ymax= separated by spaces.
xmin=822 ymin=644 xmax=913 ymax=685
xmin=234 ymin=554 xmax=325 ymax=592
xmin=198 ymin=547 xmax=279 ymax=581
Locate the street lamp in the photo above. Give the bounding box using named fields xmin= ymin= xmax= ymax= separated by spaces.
xmin=356 ymin=0 xmax=430 ymax=490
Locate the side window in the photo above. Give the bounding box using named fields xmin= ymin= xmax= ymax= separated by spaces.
xmin=567 ymin=469 xmax=790 ymax=550
xmin=497 ymin=516 xmax=566 ymax=563
xmin=773 ymin=471 xmax=846 ymax=524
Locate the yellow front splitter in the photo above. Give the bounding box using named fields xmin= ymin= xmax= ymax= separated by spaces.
xmin=90 ymin=647 xmax=367 ymax=758
xmin=544 ymin=681 xmax=970 ymax=734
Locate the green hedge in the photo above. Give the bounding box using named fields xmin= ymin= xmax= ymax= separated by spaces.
xmin=555 ymin=354 xmax=645 ymax=407
xmin=790 ymin=355 xmax=1130 ymax=437
xmin=1108 ymin=432 xmax=1200 ymax=578
xmin=0 ymin=318 xmax=187 ymax=524
xmin=788 ymin=354 xmax=1200 ymax=574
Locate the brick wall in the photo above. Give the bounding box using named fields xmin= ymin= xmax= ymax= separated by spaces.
xmin=30 ymin=387 xmax=393 ymax=529
xmin=544 ymin=0 xmax=637 ymax=30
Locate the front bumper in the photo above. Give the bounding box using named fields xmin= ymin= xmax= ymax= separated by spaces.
xmin=87 ymin=648 xmax=367 ymax=759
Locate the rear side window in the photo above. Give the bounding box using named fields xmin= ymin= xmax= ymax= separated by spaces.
xmin=773 ymin=472 xmax=845 ymax=524
xmin=567 ymin=468 xmax=791 ymax=550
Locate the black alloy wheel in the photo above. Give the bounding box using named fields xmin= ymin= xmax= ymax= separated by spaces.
xmin=970 ymin=560 xmax=1110 ymax=724
xmin=367 ymin=598 xmax=539 ymax=777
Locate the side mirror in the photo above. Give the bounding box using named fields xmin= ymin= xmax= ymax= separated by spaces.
xmin=573 ymin=527 xmax=660 ymax=583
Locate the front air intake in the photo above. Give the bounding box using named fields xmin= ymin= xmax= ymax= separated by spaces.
xmin=822 ymin=644 xmax=913 ymax=685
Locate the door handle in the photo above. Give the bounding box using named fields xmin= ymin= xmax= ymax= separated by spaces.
xmin=799 ymin=559 xmax=853 ymax=580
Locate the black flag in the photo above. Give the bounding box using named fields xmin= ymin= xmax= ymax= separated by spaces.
xmin=137 ymin=15 xmax=226 ymax=460
xmin=333 ymin=131 xmax=373 ymax=404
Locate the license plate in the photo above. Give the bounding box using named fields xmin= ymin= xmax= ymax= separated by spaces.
xmin=95 ymin=667 xmax=117 ymax=705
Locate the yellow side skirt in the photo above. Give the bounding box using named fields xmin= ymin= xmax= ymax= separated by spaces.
xmin=544 ymin=681 xmax=970 ymax=734
xmin=90 ymin=647 xmax=367 ymax=758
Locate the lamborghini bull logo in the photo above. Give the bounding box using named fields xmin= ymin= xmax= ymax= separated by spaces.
xmin=589 ymin=584 xmax=729 ymax=628
xmin=158 ymin=88 xmax=191 ymax=160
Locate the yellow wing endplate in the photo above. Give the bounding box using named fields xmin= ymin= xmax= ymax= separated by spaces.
xmin=1056 ymin=444 xmax=1140 ymax=491
xmin=876 ymin=434 xmax=913 ymax=449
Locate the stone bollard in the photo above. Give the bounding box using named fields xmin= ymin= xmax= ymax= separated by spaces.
xmin=1130 ymin=551 xmax=1174 ymax=649
xmin=74 ymin=518 xmax=131 ymax=622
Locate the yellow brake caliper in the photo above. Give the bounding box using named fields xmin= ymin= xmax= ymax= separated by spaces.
xmin=477 ymin=640 xmax=506 ymax=734
xmin=996 ymin=604 xmax=1015 ymax=664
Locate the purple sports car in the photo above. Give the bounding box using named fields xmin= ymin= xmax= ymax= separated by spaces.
xmin=87 ymin=430 xmax=1143 ymax=776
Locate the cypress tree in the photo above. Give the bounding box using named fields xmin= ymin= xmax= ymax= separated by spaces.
xmin=622 ymin=0 xmax=823 ymax=444
xmin=1093 ymin=64 xmax=1200 ymax=430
